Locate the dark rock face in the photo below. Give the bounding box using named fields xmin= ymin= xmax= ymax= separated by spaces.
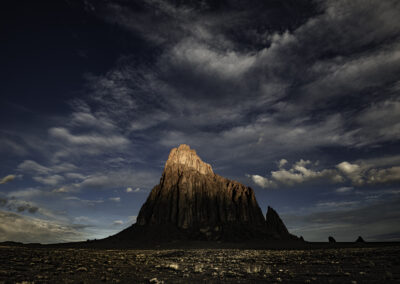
xmin=329 ymin=236 xmax=336 ymax=243
xmin=265 ymin=206 xmax=298 ymax=240
xmin=356 ymin=236 xmax=365 ymax=243
xmin=116 ymin=144 xmax=297 ymax=242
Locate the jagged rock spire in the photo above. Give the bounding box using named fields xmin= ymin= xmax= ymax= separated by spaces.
xmin=266 ymin=206 xmax=296 ymax=240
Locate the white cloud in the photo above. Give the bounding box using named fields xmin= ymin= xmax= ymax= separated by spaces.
xmin=336 ymin=186 xmax=354 ymax=193
xmin=113 ymin=220 xmax=123 ymax=226
xmin=52 ymin=187 xmax=70 ymax=193
xmin=109 ymin=197 xmax=121 ymax=202
xmin=252 ymin=155 xmax=400 ymax=189
xmin=126 ymin=187 xmax=140 ymax=193
xmin=0 ymin=174 xmax=16 ymax=184
xmin=270 ymin=159 xmax=343 ymax=186
xmin=336 ymin=156 xmax=400 ymax=186
xmin=246 ymin=174 xmax=276 ymax=189
xmin=171 ymin=39 xmax=256 ymax=79
xmin=278 ymin=159 xmax=288 ymax=169
xmin=336 ymin=162 xmax=363 ymax=185
xmin=367 ymin=166 xmax=400 ymax=184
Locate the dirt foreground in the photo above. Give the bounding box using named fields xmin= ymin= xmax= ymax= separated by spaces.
xmin=0 ymin=245 xmax=399 ymax=283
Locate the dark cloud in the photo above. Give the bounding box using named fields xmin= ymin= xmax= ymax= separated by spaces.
xmin=0 ymin=198 xmax=39 ymax=215
xmin=17 ymin=204 xmax=39 ymax=214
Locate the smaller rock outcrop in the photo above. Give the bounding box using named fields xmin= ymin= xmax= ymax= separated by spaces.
xmin=356 ymin=236 xmax=365 ymax=243
xmin=265 ymin=206 xmax=297 ymax=240
xmin=328 ymin=236 xmax=336 ymax=243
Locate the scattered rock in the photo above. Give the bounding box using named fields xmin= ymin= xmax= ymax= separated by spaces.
xmin=0 ymin=245 xmax=399 ymax=283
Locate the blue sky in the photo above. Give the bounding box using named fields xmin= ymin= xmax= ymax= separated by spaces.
xmin=1 ymin=0 xmax=400 ymax=243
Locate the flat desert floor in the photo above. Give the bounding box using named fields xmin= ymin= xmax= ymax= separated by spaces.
xmin=0 ymin=245 xmax=399 ymax=283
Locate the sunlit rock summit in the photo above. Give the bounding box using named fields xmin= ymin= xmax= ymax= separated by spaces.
xmin=114 ymin=144 xmax=298 ymax=242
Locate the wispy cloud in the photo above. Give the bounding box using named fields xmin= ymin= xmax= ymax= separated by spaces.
xmin=109 ymin=197 xmax=120 ymax=202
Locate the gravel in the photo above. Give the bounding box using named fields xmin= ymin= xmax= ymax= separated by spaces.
xmin=0 ymin=245 xmax=399 ymax=283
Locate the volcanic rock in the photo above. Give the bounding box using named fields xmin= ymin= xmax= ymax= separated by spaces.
xmin=356 ymin=236 xmax=365 ymax=243
xmin=135 ymin=144 xmax=266 ymax=240
xmin=114 ymin=144 xmax=297 ymax=242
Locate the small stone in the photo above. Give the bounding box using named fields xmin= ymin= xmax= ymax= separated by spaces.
xmin=166 ymin=263 xmax=179 ymax=271
xmin=194 ymin=264 xmax=203 ymax=273
xmin=149 ymin=278 xmax=164 ymax=284
xmin=77 ymin=267 xmax=88 ymax=272
xmin=385 ymin=271 xmax=393 ymax=279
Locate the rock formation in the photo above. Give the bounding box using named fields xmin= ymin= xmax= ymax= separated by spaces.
xmin=356 ymin=236 xmax=365 ymax=243
xmin=328 ymin=236 xmax=336 ymax=243
xmin=114 ymin=144 xmax=297 ymax=242
xmin=265 ymin=206 xmax=297 ymax=240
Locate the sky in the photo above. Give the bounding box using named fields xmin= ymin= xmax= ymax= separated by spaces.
xmin=1 ymin=0 xmax=400 ymax=243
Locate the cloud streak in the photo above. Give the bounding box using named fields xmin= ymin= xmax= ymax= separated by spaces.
xmin=0 ymin=174 xmax=16 ymax=184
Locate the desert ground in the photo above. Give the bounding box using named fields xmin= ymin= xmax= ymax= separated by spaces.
xmin=0 ymin=244 xmax=399 ymax=283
